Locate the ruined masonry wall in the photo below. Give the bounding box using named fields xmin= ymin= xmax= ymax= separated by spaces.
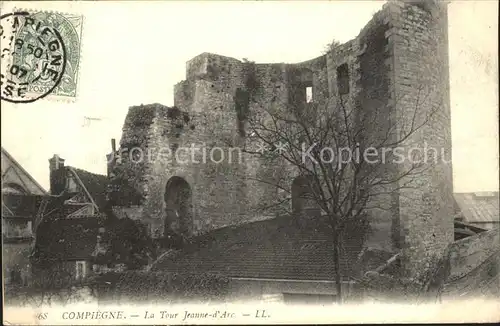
xmin=387 ymin=0 xmax=454 ymax=278
xmin=111 ymin=0 xmax=454 ymax=277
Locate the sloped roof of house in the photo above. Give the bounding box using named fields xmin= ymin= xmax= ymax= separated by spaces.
xmin=1 ymin=147 xmax=47 ymax=195
xmin=454 ymin=192 xmax=499 ymax=224
xmin=67 ymin=167 xmax=109 ymax=211
xmin=38 ymin=164 xmax=109 ymax=220
xmin=152 ymin=215 xmax=380 ymax=282
xmin=33 ymin=216 xmax=103 ymax=262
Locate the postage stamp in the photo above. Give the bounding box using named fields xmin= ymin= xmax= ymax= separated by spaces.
xmin=1 ymin=1 xmax=499 ymax=325
xmin=0 ymin=9 xmax=83 ymax=103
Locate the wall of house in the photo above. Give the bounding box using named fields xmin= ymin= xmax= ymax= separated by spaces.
xmin=228 ymin=278 xmax=357 ymax=303
xmin=2 ymin=151 xmax=45 ymax=288
xmin=3 ymin=243 xmax=32 ymax=286
xmin=32 ymin=260 xmax=92 ymax=287
xmin=2 ymin=219 xmax=33 ymax=239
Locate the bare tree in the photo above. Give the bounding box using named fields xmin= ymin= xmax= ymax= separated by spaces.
xmin=237 ymin=78 xmax=441 ymax=303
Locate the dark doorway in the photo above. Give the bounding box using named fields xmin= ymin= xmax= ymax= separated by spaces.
xmin=291 ymin=176 xmax=321 ymax=217
xmin=164 ymin=176 xmax=192 ymax=236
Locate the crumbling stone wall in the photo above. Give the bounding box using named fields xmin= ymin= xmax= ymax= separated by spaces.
xmin=386 ymin=0 xmax=454 ymax=277
xmin=109 ymin=0 xmax=454 ymax=278
xmin=329 ymin=10 xmax=397 ymax=255
xmin=110 ymin=54 xmax=297 ymax=237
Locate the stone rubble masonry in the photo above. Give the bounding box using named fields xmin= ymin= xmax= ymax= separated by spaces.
xmin=108 ymin=0 xmax=453 ymax=278
xmin=387 ymin=0 xmax=454 ymax=278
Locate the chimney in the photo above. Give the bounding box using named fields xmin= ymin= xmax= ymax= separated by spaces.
xmin=106 ymin=139 xmax=117 ymax=177
xmin=49 ymin=154 xmax=66 ymax=195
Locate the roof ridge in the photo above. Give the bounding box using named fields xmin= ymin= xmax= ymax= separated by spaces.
xmin=67 ymin=165 xmax=107 ymax=177
xmin=1 ymin=147 xmax=48 ymax=194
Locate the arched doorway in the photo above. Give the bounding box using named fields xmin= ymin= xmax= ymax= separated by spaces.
xmin=164 ymin=176 xmax=192 ymax=236
xmin=291 ymin=176 xmax=321 ymax=217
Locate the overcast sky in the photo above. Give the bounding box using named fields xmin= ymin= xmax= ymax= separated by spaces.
xmin=1 ymin=1 xmax=498 ymax=193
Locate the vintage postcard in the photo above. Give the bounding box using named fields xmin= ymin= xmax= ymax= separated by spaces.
xmin=1 ymin=0 xmax=499 ymax=324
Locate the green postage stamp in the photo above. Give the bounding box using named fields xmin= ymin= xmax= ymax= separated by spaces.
xmin=0 ymin=9 xmax=83 ymax=103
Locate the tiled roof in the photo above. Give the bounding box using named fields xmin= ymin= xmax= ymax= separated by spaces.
xmin=454 ymin=192 xmax=499 ymax=224
xmin=68 ymin=167 xmax=109 ymax=211
xmin=443 ymin=249 xmax=500 ymax=298
xmin=33 ymin=216 xmax=103 ymax=261
xmin=152 ymin=215 xmax=372 ymax=281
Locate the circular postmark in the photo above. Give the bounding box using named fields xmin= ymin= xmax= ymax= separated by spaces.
xmin=1 ymin=11 xmax=67 ymax=103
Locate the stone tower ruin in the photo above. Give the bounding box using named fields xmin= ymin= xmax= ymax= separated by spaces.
xmin=108 ymin=0 xmax=453 ymax=277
